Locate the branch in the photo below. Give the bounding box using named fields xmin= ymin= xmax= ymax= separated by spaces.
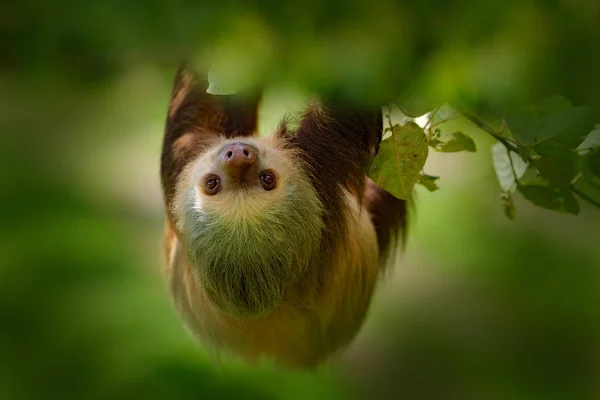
xmin=452 ymin=105 xmax=600 ymax=212
xmin=423 ymin=103 xmax=442 ymax=131
xmin=429 ymin=115 xmax=459 ymax=130
xmin=385 ymin=104 xmax=394 ymax=131
xmin=507 ymin=150 xmax=520 ymax=191
xmin=456 ymin=107 xmax=524 ymax=158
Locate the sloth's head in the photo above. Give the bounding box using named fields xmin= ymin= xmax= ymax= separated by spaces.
xmin=175 ymin=134 xmax=324 ymax=317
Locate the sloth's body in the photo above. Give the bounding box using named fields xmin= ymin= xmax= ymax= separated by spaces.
xmin=161 ymin=65 xmax=406 ymax=368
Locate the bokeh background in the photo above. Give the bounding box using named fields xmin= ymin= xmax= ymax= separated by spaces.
xmin=2 ymin=1 xmax=600 ymax=399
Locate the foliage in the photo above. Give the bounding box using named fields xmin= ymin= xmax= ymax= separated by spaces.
xmin=365 ymin=97 xmax=600 ymax=218
xmin=2 ymin=2 xmax=600 ymax=399
xmin=367 ymin=121 xmax=429 ymax=200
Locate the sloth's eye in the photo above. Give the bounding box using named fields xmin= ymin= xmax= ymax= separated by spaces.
xmin=203 ymin=175 xmax=220 ymax=195
xmin=259 ymin=171 xmax=276 ymax=191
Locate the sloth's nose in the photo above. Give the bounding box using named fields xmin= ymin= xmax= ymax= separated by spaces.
xmin=221 ymin=143 xmax=256 ymax=182
xmin=221 ymin=143 xmax=256 ymax=165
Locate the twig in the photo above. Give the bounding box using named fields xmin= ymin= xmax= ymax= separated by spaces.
xmin=454 ymin=105 xmax=600 ymax=210
xmin=456 ymin=107 xmax=526 ymax=159
xmin=507 ymin=148 xmax=521 ymax=188
xmin=423 ymin=103 xmax=442 ymax=131
xmin=385 ymin=104 xmax=394 ymax=131
xmin=428 ymin=115 xmax=459 ymax=130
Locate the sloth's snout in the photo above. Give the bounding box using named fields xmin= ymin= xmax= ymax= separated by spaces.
xmin=221 ymin=143 xmax=257 ymax=183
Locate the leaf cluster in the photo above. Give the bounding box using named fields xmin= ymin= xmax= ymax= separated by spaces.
xmin=366 ymin=96 xmax=600 ymax=218
xmin=366 ymin=103 xmax=479 ymax=200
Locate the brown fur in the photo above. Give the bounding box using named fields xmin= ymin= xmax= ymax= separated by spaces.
xmin=364 ymin=177 xmax=408 ymax=264
xmin=161 ymin=64 xmax=262 ymax=220
xmin=160 ymin=63 xmax=407 ymax=368
xmin=164 ymin=193 xmax=379 ymax=368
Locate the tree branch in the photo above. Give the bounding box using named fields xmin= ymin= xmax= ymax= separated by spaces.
xmin=456 ymin=107 xmax=524 ymax=158
xmin=453 ymin=105 xmax=600 ymax=211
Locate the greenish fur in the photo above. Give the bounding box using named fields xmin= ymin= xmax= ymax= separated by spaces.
xmin=179 ymin=177 xmax=324 ymax=317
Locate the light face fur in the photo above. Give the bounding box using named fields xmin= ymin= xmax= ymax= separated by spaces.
xmin=174 ymin=136 xmax=324 ymax=317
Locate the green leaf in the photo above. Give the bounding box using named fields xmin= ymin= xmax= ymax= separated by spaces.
xmin=418 ymin=173 xmax=440 ymax=192
xmin=433 ymin=131 xmax=477 ymax=152
xmin=535 ymin=106 xmax=595 ymax=148
xmin=503 ymin=98 xmax=595 ymax=149
xmin=587 ymin=150 xmax=600 ymax=177
xmin=517 ymin=184 xmax=580 ymax=215
xmin=532 ymin=157 xmax=578 ymax=189
xmin=367 ymin=122 xmax=429 ymax=200
xmin=534 ymin=140 xmax=580 ymax=185
xmin=571 ymin=174 xmax=600 ymax=207
xmin=502 ymin=111 xmax=537 ymax=146
xmin=426 ymin=104 xmax=489 ymax=152
xmin=207 ymin=68 xmax=242 ymax=95
xmin=428 ymin=138 xmax=443 ymax=148
xmin=580 ymin=149 xmax=600 ymax=188
xmin=500 ymin=192 xmax=516 ymax=220
xmin=535 ymin=95 xmax=572 ymax=114
xmin=535 ymin=140 xmax=577 ymax=160
xmin=491 ymin=142 xmax=528 ymax=192
xmin=426 ymin=104 xmax=458 ymax=126
xmin=576 ymin=125 xmax=600 ymax=154
xmin=396 ymin=93 xmax=438 ymax=118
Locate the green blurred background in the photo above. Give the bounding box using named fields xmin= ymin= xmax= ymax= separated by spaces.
xmin=1 ymin=1 xmax=600 ymax=399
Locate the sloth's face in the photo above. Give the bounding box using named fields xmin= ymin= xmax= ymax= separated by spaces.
xmin=174 ymin=135 xmax=325 ymax=317
xmin=185 ymin=136 xmax=297 ymax=219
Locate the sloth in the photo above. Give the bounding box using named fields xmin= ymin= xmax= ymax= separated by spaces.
xmin=160 ymin=64 xmax=407 ymax=369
